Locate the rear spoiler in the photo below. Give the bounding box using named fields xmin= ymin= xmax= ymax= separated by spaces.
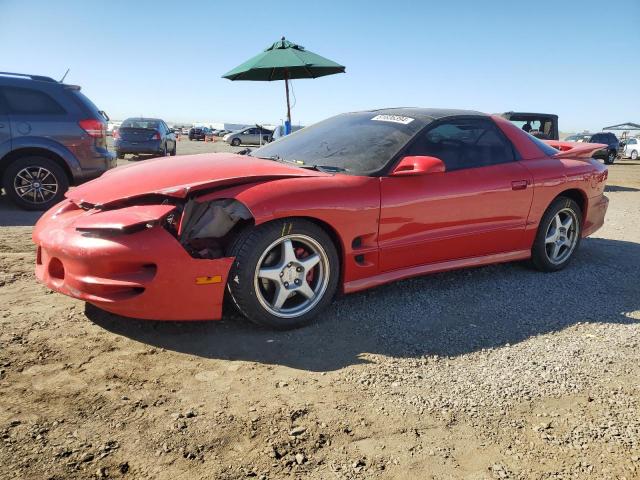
xmin=544 ymin=140 xmax=606 ymax=159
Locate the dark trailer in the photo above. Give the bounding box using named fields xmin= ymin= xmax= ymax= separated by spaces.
xmin=500 ymin=112 xmax=559 ymax=141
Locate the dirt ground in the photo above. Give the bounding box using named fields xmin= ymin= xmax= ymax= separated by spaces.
xmin=1 ymin=144 xmax=639 ymax=480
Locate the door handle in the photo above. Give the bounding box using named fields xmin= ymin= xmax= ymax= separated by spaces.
xmin=511 ymin=180 xmax=529 ymax=190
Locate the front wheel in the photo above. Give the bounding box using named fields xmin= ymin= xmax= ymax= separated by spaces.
xmin=531 ymin=197 xmax=582 ymax=272
xmin=631 ymin=150 xmax=638 ymax=160
xmin=227 ymin=219 xmax=340 ymax=329
xmin=231 ymin=138 xmax=241 ymax=147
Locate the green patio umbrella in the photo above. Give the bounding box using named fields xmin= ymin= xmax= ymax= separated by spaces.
xmin=222 ymin=37 xmax=345 ymax=132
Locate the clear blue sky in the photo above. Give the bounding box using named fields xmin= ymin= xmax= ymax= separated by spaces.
xmin=1 ymin=0 xmax=638 ymax=132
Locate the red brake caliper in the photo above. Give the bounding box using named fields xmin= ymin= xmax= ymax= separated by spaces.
xmin=295 ymin=247 xmax=315 ymax=284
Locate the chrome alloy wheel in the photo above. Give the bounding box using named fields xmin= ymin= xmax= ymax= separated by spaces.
xmin=13 ymin=166 xmax=59 ymax=204
xmin=253 ymin=234 xmax=330 ymax=319
xmin=545 ymin=208 xmax=579 ymax=265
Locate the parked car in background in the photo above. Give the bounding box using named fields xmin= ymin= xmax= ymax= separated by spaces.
xmin=500 ymin=112 xmax=559 ymax=140
xmin=114 ymin=118 xmax=176 ymax=159
xmin=622 ymin=137 xmax=639 ymax=160
xmin=0 ymin=71 xmax=115 ymax=210
xmin=216 ymin=129 xmax=231 ymax=137
xmin=564 ymin=134 xmax=584 ymax=142
xmin=224 ymin=126 xmax=273 ymax=146
xmin=189 ymin=127 xmax=209 ymax=141
xmin=565 ymin=132 xmax=620 ymax=165
xmin=33 ymin=108 xmax=609 ymax=329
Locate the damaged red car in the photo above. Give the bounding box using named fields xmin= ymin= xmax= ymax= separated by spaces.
xmin=33 ymin=108 xmax=609 ymax=329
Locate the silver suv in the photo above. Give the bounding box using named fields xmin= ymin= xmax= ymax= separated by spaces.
xmin=0 ymin=72 xmax=115 ymax=210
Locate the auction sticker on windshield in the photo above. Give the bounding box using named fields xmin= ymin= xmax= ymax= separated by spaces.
xmin=371 ymin=114 xmax=414 ymax=125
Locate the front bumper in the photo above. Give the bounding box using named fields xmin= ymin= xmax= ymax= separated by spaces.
xmin=115 ymin=139 xmax=162 ymax=154
xmin=33 ymin=201 xmax=233 ymax=321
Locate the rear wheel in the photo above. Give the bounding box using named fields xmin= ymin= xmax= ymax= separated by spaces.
xmin=2 ymin=156 xmax=68 ymax=211
xmin=227 ymin=219 xmax=339 ymax=329
xmin=605 ymin=150 xmax=616 ymax=165
xmin=170 ymin=143 xmax=177 ymax=156
xmin=531 ymin=197 xmax=582 ymax=272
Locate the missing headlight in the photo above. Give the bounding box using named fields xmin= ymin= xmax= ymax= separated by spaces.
xmin=179 ymin=198 xmax=253 ymax=259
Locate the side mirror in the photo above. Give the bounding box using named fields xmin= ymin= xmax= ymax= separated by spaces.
xmin=390 ymin=155 xmax=446 ymax=177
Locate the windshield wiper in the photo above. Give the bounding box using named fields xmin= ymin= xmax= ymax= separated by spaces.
xmin=252 ymin=155 xmax=345 ymax=173
xmin=298 ymin=164 xmax=346 ymax=173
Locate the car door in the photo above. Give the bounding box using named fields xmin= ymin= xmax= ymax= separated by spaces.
xmin=378 ymin=117 xmax=534 ymax=272
xmin=244 ymin=128 xmax=258 ymax=144
xmin=1 ymin=85 xmax=71 ymax=151
xmin=0 ymin=92 xmax=11 ymax=158
xmin=589 ymin=133 xmax=606 ymax=158
xmin=162 ymin=122 xmax=175 ymax=150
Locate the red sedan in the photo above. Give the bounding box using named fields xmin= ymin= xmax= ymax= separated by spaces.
xmin=33 ymin=108 xmax=609 ymax=329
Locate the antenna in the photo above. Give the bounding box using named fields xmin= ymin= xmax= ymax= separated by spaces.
xmin=60 ymin=68 xmax=70 ymax=83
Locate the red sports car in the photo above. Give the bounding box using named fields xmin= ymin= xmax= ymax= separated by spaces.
xmin=33 ymin=109 xmax=609 ymax=329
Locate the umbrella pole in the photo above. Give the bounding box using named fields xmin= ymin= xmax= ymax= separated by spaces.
xmin=284 ymin=69 xmax=292 ymax=134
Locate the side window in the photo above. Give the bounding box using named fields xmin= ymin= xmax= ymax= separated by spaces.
xmin=590 ymin=134 xmax=603 ymax=143
xmin=405 ymin=118 xmax=515 ymax=171
xmin=1 ymin=87 xmax=66 ymax=115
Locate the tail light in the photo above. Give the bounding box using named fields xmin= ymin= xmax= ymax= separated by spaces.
xmin=151 ymin=131 xmax=161 ymax=140
xmin=79 ymin=119 xmax=106 ymax=138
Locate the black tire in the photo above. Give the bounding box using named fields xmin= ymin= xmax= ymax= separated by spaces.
xmin=117 ymin=151 xmax=125 ymax=160
xmin=227 ymin=219 xmax=340 ymax=329
xmin=231 ymin=138 xmax=241 ymax=147
xmin=604 ymin=150 xmax=616 ymax=165
xmin=531 ymin=197 xmax=582 ymax=272
xmin=170 ymin=143 xmax=177 ymax=156
xmin=631 ymin=150 xmax=638 ymax=160
xmin=2 ymin=156 xmax=69 ymax=211
xmin=159 ymin=144 xmax=168 ymax=157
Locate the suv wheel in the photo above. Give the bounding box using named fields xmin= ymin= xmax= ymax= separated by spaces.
xmin=2 ymin=156 xmax=68 ymax=211
xmin=605 ymin=150 xmax=616 ymax=165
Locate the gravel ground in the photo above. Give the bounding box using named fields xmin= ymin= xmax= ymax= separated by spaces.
xmin=0 ymin=147 xmax=639 ymax=480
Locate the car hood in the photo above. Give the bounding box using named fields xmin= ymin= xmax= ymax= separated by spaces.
xmin=66 ymin=153 xmax=328 ymax=207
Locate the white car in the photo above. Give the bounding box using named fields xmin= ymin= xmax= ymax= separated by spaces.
xmin=623 ymin=138 xmax=639 ymax=160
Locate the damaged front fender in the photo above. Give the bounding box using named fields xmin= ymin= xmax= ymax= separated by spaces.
xmin=179 ymin=198 xmax=254 ymax=259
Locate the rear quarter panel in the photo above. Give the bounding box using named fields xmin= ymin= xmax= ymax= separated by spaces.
xmin=522 ymin=157 xmax=607 ymax=243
